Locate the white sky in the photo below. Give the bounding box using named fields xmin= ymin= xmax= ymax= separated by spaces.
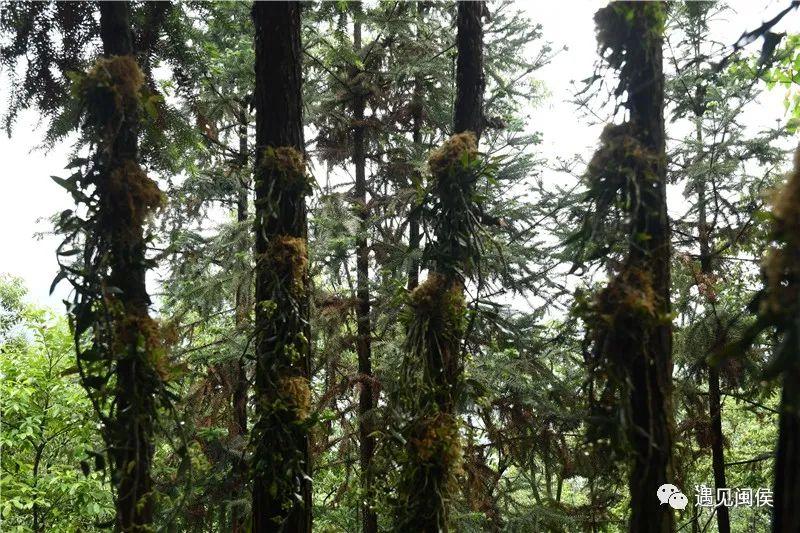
xmin=1 ymin=1 xmax=799 ymax=310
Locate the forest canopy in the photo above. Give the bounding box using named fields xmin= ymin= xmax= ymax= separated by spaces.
xmin=2 ymin=1 xmax=800 ymax=532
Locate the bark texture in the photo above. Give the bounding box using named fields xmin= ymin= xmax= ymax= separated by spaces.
xmin=618 ymin=5 xmax=674 ymax=532
xmin=767 ymin=150 xmax=800 ymax=533
xmin=251 ymin=2 xmax=311 ymax=531
xmin=773 ymin=370 xmax=800 ymax=532
xmin=592 ymin=3 xmax=674 ymax=532
xmin=230 ymin=105 xmax=250 ymax=533
xmin=98 ymin=3 xmax=159 ymax=530
xmin=454 ymin=1 xmax=485 ymax=139
xmin=399 ymin=3 xmax=485 ymax=531
xmin=352 ymin=14 xmax=378 ymax=533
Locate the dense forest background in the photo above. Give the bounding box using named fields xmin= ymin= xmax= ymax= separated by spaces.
xmin=2 ymin=1 xmax=800 ymax=532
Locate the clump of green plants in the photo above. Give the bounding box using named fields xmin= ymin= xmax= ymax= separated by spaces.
xmin=425 ymin=132 xmax=485 ymax=277
xmin=406 ymin=272 xmax=466 ymax=394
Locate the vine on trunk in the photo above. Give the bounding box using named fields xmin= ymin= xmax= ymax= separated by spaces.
xmin=53 ymin=54 xmax=179 ymax=529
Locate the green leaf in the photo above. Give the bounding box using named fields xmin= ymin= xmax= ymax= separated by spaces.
xmin=50 ymin=271 xmax=67 ymax=295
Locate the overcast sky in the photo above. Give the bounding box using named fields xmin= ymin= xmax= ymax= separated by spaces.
xmin=1 ymin=1 xmax=798 ymax=310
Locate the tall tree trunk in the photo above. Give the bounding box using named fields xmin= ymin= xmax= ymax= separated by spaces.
xmin=251 ymin=2 xmax=312 ymax=531
xmin=399 ymin=3 xmax=484 ymax=531
xmin=593 ymin=3 xmax=674 ymax=532
xmin=773 ymin=369 xmax=800 ymax=532
xmin=696 ymin=128 xmax=730 ymax=533
xmin=406 ymin=72 xmax=422 ymax=292
xmin=234 ymin=105 xmax=250 ymax=437
xmin=689 ymin=12 xmax=731 ymax=522
xmin=769 ymin=150 xmax=800 ymax=533
xmin=454 ymin=2 xmax=484 ymax=139
xmin=352 ymin=13 xmax=378 ymax=533
xmin=619 ymin=4 xmax=674 ymax=532
xmin=708 ymin=365 xmax=730 ymax=533
xmin=231 ymin=105 xmax=250 ymax=533
xmin=97 ymin=3 xmax=159 ymax=530
xmin=406 ymin=3 xmax=426 ymax=292
xmin=32 ymin=442 xmax=45 ymax=532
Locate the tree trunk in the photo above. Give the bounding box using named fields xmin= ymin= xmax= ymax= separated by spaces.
xmin=406 ymin=3 xmax=425 ymax=292
xmin=454 ymin=1 xmax=485 ymax=139
xmin=234 ymin=105 xmax=250 ymax=438
xmin=98 ymin=3 xmax=158 ymax=530
xmin=32 ymin=443 xmax=44 ymax=532
xmin=620 ymin=4 xmax=674 ymax=532
xmin=399 ymin=3 xmax=485 ymax=531
xmin=231 ymin=105 xmax=250 ymax=533
xmin=773 ymin=368 xmax=800 ymax=532
xmin=406 ymin=72 xmax=422 ymax=292
xmin=592 ymin=3 xmax=674 ymax=531
xmin=758 ymin=135 xmax=800 ymax=533
xmin=352 ymin=14 xmax=378 ymax=533
xmin=708 ymin=365 xmax=730 ymax=533
xmin=251 ymin=2 xmax=311 ymax=531
xmin=696 ymin=137 xmax=730 ymax=533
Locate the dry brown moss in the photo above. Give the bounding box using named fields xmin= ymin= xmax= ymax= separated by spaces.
xmin=279 ymin=375 xmax=311 ymax=421
xmin=409 ymin=273 xmax=467 ymax=347
xmin=762 ymin=148 xmax=800 ymax=316
xmin=81 ymin=55 xmax=145 ymax=137
xmin=411 ymin=272 xmax=464 ymax=316
xmin=428 ymin=132 xmax=478 ymax=178
xmin=260 ymin=146 xmax=311 ymax=195
xmin=595 ymin=4 xmax=665 ymax=74
xmin=105 ymin=159 xmax=164 ymax=229
xmin=115 ymin=312 xmax=159 ymax=349
xmin=409 ymin=413 xmax=463 ymax=474
xmin=112 ymin=312 xmax=178 ymax=381
xmin=587 ymin=123 xmax=659 ymax=189
xmin=264 ymin=235 xmax=308 ymax=294
xmin=593 ymin=267 xmax=659 ymax=325
xmin=89 ymin=55 xmax=144 ymax=104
